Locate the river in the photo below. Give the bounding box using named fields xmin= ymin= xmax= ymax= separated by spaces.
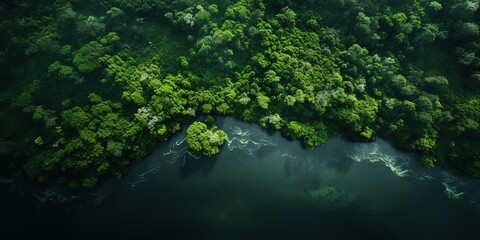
xmin=1 ymin=117 xmax=480 ymax=239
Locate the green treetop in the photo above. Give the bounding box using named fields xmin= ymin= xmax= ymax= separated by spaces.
xmin=186 ymin=121 xmax=228 ymax=156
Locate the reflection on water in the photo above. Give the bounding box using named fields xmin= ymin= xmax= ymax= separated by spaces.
xmin=1 ymin=117 xmax=480 ymax=239
xmin=180 ymin=155 xmax=218 ymax=179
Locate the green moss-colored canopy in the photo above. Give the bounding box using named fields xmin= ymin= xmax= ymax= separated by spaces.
xmin=186 ymin=121 xmax=227 ymax=156
xmin=2 ymin=0 xmax=480 ymax=188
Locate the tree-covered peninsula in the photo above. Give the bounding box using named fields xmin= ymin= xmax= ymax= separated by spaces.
xmin=186 ymin=121 xmax=227 ymax=156
xmin=1 ymin=0 xmax=479 ymax=188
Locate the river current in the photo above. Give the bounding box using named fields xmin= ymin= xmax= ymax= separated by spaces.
xmin=1 ymin=117 xmax=480 ymax=239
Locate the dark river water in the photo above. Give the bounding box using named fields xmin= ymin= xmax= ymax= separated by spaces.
xmin=1 ymin=117 xmax=480 ymax=239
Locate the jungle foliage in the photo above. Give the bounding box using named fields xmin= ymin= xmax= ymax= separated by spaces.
xmin=186 ymin=121 xmax=227 ymax=156
xmin=1 ymin=0 xmax=480 ymax=188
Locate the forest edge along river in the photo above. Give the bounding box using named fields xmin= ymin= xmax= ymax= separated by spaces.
xmin=1 ymin=116 xmax=480 ymax=239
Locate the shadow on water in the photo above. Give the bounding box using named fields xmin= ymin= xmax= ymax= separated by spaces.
xmin=179 ymin=155 xmax=218 ymax=179
xmin=283 ymin=157 xmax=307 ymax=178
xmin=256 ymin=145 xmax=276 ymax=159
xmin=326 ymin=155 xmax=354 ymax=174
xmin=282 ymin=151 xmax=353 ymax=182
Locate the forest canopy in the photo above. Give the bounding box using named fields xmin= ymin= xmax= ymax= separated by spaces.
xmin=186 ymin=121 xmax=227 ymax=156
xmin=1 ymin=0 xmax=480 ymax=188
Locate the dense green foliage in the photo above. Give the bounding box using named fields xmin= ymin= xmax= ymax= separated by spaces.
xmin=1 ymin=0 xmax=480 ymax=187
xmin=186 ymin=121 xmax=227 ymax=156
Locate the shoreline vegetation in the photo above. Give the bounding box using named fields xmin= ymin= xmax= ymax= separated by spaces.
xmin=0 ymin=0 xmax=479 ymax=188
xmin=186 ymin=121 xmax=227 ymax=157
